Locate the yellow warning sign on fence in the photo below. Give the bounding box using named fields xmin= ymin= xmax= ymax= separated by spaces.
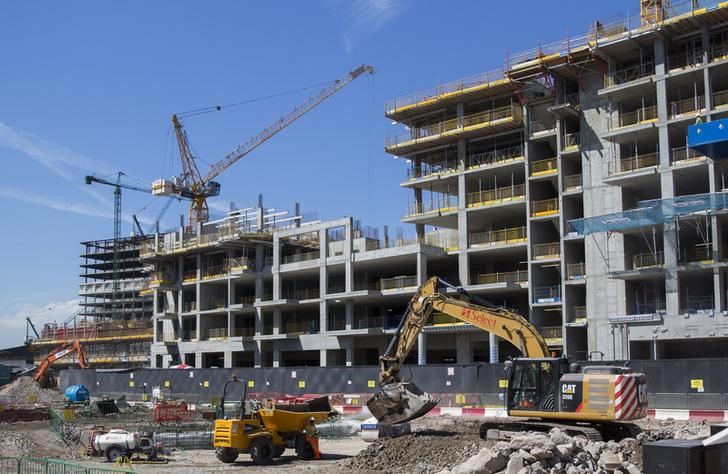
xmin=455 ymin=393 xmax=466 ymax=404
xmin=247 ymin=380 xmax=255 ymax=388
xmin=298 ymin=381 xmax=306 ymax=388
xmin=498 ymin=379 xmax=508 ymax=388
xmin=690 ymin=379 xmax=704 ymax=389
xmin=367 ymin=380 xmax=376 ymax=388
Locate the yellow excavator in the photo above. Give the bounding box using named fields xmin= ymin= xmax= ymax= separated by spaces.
xmin=367 ymin=277 xmax=648 ymax=441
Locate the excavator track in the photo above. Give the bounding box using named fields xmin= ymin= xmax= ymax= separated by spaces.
xmin=480 ymin=419 xmax=641 ymax=443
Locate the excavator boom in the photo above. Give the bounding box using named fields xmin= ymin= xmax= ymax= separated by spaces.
xmin=34 ymin=339 xmax=90 ymax=387
xmin=368 ymin=276 xmax=550 ymax=425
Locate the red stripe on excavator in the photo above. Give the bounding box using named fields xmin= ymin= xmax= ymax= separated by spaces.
xmin=575 ymin=402 xmax=583 ymax=413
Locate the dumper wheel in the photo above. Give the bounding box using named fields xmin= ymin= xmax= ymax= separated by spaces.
xmin=273 ymin=445 xmax=286 ymax=458
xmin=216 ymin=447 xmax=239 ymax=463
xmin=105 ymin=445 xmax=124 ymax=462
xmin=250 ymin=437 xmax=274 ymax=465
xmin=295 ymin=435 xmax=315 ymax=460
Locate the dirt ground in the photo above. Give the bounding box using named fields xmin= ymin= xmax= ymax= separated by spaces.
xmin=0 ymin=416 xmax=716 ymax=473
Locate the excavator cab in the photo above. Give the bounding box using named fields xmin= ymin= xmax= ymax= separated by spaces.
xmin=506 ymin=358 xmax=568 ymax=412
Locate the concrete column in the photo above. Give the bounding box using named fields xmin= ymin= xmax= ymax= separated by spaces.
xmin=273 ymin=309 xmax=282 ymax=335
xmin=255 ymin=245 xmax=264 ymax=299
xmin=457 ymin=138 xmax=469 ymax=286
xmin=320 ymin=227 xmax=329 ymax=334
xmin=272 ymin=235 xmax=281 ymax=300
xmin=343 ymin=338 xmax=354 ymax=367
xmin=224 ymin=351 xmax=232 ymax=368
xmin=254 ymin=341 xmax=262 ymax=368
xmin=195 ymin=352 xmax=202 ymax=369
xmin=456 ymin=333 xmax=472 ymax=364
xmin=489 ymin=333 xmax=499 ymax=363
xmin=345 ymin=300 xmax=354 ymax=331
xmin=416 ymin=252 xmax=428 ymax=285
xmin=417 ymin=332 xmax=426 ymax=365
xmin=345 ymin=219 xmax=354 ymax=292
xmin=655 ymin=37 xmax=680 ymax=317
xmin=702 ymin=27 xmax=713 ymax=112
xmin=254 ymin=308 xmax=263 ymax=337
xmin=320 ymin=349 xmax=327 ymax=367
xmin=272 ymin=344 xmax=281 ymax=368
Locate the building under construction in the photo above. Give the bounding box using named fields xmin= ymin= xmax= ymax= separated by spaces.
xmin=141 ymin=0 xmax=728 ymax=368
xmin=30 ymin=237 xmax=153 ymax=368
xmin=37 ymin=0 xmax=728 ymax=370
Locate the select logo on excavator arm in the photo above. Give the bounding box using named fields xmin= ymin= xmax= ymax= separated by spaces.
xmin=459 ymin=308 xmax=496 ymax=328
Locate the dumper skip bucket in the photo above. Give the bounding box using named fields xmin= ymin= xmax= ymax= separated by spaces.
xmin=366 ymin=381 xmax=439 ymax=425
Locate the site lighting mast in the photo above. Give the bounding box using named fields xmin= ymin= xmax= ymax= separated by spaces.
xmin=152 ymin=64 xmax=375 ymax=226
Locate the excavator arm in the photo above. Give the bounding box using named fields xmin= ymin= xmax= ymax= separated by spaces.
xmin=369 ymin=276 xmax=550 ymax=424
xmin=34 ymin=339 xmax=90 ymax=387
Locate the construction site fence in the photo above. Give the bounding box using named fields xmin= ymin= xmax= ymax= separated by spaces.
xmin=60 ymin=358 xmax=728 ymax=411
xmin=0 ymin=457 xmax=133 ymax=474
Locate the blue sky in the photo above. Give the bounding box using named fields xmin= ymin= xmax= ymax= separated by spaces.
xmin=0 ymin=0 xmax=635 ymax=347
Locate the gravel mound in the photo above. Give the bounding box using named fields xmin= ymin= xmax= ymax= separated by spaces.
xmin=0 ymin=377 xmax=65 ymax=405
xmin=343 ymin=431 xmax=489 ymax=473
xmin=0 ymin=432 xmax=36 ymax=457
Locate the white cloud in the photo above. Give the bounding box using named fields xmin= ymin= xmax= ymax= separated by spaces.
xmin=330 ymin=0 xmax=404 ymax=54
xmin=0 ymin=298 xmax=80 ymax=348
xmin=0 ymin=122 xmax=127 ymax=210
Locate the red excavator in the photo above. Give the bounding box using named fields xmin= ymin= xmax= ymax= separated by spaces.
xmin=34 ymin=339 xmax=90 ymax=388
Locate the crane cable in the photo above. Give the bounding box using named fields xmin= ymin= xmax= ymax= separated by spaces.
xmin=175 ymin=80 xmax=334 ymax=118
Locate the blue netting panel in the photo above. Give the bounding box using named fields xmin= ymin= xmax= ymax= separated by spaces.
xmin=569 ymin=192 xmax=728 ymax=235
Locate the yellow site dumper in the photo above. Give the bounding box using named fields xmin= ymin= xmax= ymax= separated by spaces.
xmin=213 ymin=375 xmax=332 ymax=465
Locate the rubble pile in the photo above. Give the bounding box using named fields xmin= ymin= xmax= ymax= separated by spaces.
xmin=344 ymin=432 xmax=488 ymax=473
xmin=0 ymin=377 xmax=65 ymax=405
xmin=438 ymin=430 xmax=648 ymax=474
xmin=345 ymin=418 xmax=713 ymax=474
xmin=0 ymin=432 xmax=35 ymax=457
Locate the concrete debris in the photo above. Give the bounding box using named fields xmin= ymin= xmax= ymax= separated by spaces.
xmin=343 ymin=432 xmax=487 ymax=473
xmin=0 ymin=377 xmax=65 ymax=405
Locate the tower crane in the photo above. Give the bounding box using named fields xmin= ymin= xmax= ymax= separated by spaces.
xmin=85 ymin=173 xmax=152 ymax=318
xmin=152 ymin=64 xmax=375 ymax=225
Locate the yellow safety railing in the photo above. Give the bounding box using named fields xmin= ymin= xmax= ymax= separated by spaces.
xmin=468 ymin=144 xmax=524 ymax=169
xmin=531 ymin=198 xmax=559 ymax=217
xmin=633 ymin=251 xmax=664 ymax=269
xmin=467 ymin=184 xmax=525 ymax=208
xmin=616 ymin=152 xmax=658 ymax=173
xmin=541 ymin=326 xmax=563 ymax=343
xmin=671 ymin=146 xmax=705 ymax=164
xmin=530 ymin=158 xmax=558 ymax=177
xmin=563 ymin=174 xmax=583 ymax=191
xmin=567 ymin=262 xmax=586 ymax=280
xmin=605 ymin=62 xmax=655 ymax=87
xmin=713 ymin=89 xmax=728 ymax=108
xmin=476 ymin=270 xmax=528 ymax=285
xmin=385 ymin=68 xmax=506 ymax=113
xmin=207 ymin=328 xmax=228 ymax=340
xmin=407 ymin=196 xmax=458 ymax=216
xmin=562 ymin=133 xmax=580 ymax=150
xmin=380 ymin=275 xmax=418 ymax=290
xmin=617 ymin=105 xmax=658 ymax=127
xmin=282 ymin=251 xmax=320 ymax=264
xmin=572 ymin=306 xmax=587 ymax=323
xmin=533 ymin=242 xmax=560 ymax=259
xmin=386 ymin=105 xmax=522 ymax=149
xmin=669 ymin=95 xmax=705 ymax=117
xmin=470 ymin=226 xmax=527 ymax=247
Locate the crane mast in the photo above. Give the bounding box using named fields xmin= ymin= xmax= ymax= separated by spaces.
xmin=85 ymin=173 xmax=152 ymax=319
xmin=154 ymin=64 xmax=375 ymax=226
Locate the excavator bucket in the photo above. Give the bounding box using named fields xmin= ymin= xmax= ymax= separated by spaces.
xmin=366 ymin=381 xmax=439 ymax=425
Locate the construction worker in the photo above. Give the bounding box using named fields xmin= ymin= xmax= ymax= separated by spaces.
xmin=304 ymin=416 xmax=321 ymax=459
